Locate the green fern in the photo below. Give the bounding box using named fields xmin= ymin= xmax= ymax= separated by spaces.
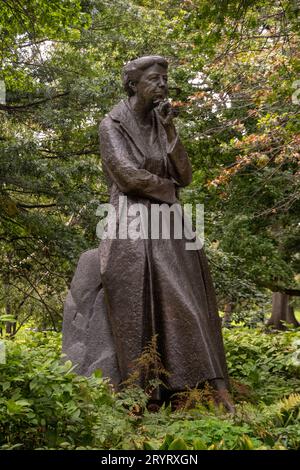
xmin=121 ymin=335 xmax=170 ymax=399
xmin=272 ymin=393 xmax=300 ymax=426
xmin=235 ymin=393 xmax=300 ymax=439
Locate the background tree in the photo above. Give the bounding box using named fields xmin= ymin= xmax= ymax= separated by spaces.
xmin=0 ymin=0 xmax=299 ymax=332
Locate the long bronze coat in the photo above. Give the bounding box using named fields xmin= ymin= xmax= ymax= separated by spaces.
xmin=97 ymin=99 xmax=229 ymax=392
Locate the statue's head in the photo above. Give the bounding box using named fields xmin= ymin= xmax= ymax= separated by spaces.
xmin=122 ymin=55 xmax=168 ymax=105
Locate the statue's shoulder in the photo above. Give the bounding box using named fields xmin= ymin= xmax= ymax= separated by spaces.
xmin=100 ymin=100 xmax=128 ymax=131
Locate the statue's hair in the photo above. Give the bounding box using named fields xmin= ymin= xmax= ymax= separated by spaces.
xmin=122 ymin=55 xmax=168 ymax=96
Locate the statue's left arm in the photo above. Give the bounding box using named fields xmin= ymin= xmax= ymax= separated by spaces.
xmin=157 ymin=103 xmax=193 ymax=187
xmin=166 ymin=133 xmax=193 ymax=187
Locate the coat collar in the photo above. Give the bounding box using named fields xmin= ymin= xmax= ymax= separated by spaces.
xmin=109 ymin=99 xmax=167 ymax=162
xmin=109 ymin=99 xmax=146 ymax=159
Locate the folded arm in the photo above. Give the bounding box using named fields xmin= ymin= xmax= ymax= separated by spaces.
xmin=99 ymin=118 xmax=177 ymax=204
xmin=160 ymin=116 xmax=192 ymax=187
xmin=166 ymin=133 xmax=193 ymax=187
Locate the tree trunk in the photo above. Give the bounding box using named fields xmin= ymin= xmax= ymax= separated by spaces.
xmin=266 ymin=292 xmax=299 ymax=330
xmin=3 ymin=273 xmax=14 ymax=336
xmin=266 ymin=292 xmax=289 ymax=330
xmin=286 ymin=305 xmax=300 ymax=327
xmin=222 ymin=302 xmax=233 ymax=327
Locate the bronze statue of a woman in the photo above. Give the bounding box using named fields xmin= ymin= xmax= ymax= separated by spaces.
xmin=62 ymin=56 xmax=234 ymax=412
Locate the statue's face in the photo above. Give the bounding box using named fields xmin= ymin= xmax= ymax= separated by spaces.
xmin=134 ymin=63 xmax=168 ymax=107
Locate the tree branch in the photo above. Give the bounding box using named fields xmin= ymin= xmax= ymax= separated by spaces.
xmin=0 ymin=93 xmax=69 ymax=111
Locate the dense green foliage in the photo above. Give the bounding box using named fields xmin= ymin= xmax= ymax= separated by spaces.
xmin=1 ymin=328 xmax=300 ymax=450
xmin=0 ymin=0 xmax=299 ymax=329
xmin=0 ymin=0 xmax=299 ymax=452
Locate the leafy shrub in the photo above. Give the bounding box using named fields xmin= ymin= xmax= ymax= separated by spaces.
xmin=224 ymin=327 xmax=300 ymax=402
xmin=137 ymin=411 xmax=265 ymax=450
xmin=0 ymin=326 xmax=300 ymax=449
xmin=0 ymin=331 xmax=117 ymax=449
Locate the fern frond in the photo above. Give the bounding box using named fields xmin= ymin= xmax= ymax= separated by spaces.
xmin=276 ymin=393 xmax=300 ymax=414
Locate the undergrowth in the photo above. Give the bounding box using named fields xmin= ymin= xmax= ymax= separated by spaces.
xmin=0 ymin=326 xmax=299 ymax=450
